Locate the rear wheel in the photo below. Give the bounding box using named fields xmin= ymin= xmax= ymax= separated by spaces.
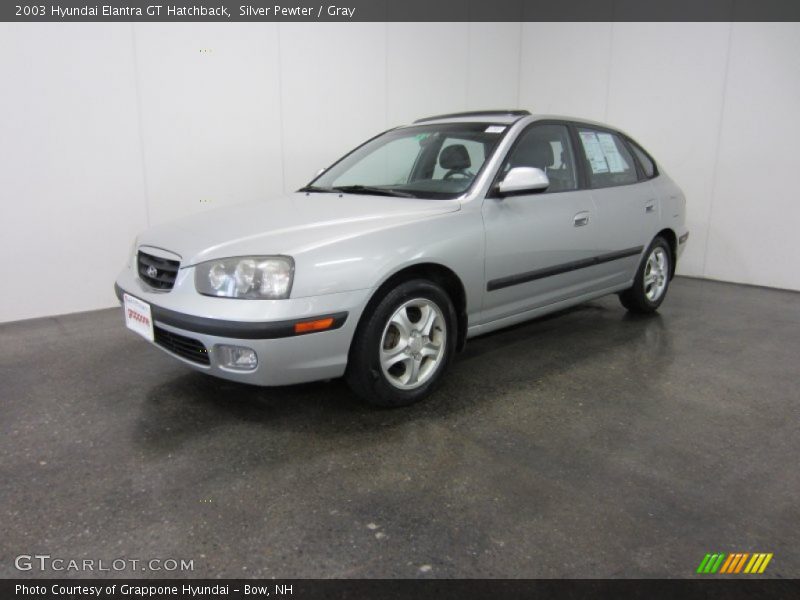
xmin=619 ymin=236 xmax=672 ymax=314
xmin=346 ymin=279 xmax=456 ymax=407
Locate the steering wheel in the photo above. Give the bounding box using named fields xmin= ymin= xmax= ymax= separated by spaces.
xmin=443 ymin=169 xmax=474 ymax=180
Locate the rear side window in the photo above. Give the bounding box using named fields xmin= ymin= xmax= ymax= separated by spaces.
xmin=577 ymin=128 xmax=638 ymax=188
xmin=628 ymin=139 xmax=657 ymax=179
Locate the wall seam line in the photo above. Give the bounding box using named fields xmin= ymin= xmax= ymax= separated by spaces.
xmin=516 ymin=22 xmax=523 ymax=108
xmin=603 ymin=22 xmax=615 ymax=120
xmin=465 ymin=22 xmax=471 ymax=109
xmin=702 ymin=21 xmax=734 ymax=278
xmin=384 ymin=22 xmax=389 ymax=127
xmin=276 ymin=24 xmax=288 ymax=193
xmin=130 ymin=24 xmax=151 ymax=228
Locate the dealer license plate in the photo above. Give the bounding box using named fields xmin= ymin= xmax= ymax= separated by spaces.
xmin=123 ymin=293 xmax=154 ymax=342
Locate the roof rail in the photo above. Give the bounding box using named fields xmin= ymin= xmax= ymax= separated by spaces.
xmin=413 ymin=110 xmax=531 ymax=124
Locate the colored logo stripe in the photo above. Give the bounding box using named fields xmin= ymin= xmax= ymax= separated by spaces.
xmin=697 ymin=553 xmax=726 ymax=574
xmin=745 ymin=553 xmax=773 ymax=574
xmin=719 ymin=553 xmax=736 ymax=573
xmin=698 ymin=552 xmax=773 ymax=574
xmin=723 ymin=553 xmax=749 ymax=573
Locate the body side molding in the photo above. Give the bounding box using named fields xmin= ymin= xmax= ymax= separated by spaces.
xmin=487 ymin=246 xmax=644 ymax=292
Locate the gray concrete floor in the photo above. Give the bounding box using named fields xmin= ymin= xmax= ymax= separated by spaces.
xmin=1 ymin=277 xmax=798 ymax=578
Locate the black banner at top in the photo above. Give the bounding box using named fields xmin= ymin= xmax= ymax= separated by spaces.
xmin=4 ymin=0 xmax=800 ymax=22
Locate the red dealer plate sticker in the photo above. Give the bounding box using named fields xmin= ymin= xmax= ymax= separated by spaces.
xmin=123 ymin=293 xmax=154 ymax=342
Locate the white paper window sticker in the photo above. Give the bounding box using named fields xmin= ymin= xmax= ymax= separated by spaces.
xmin=485 ymin=125 xmax=506 ymax=134
xmin=579 ymin=131 xmax=609 ymax=174
xmin=596 ymin=132 xmax=629 ymax=173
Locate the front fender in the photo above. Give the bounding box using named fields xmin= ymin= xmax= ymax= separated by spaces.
xmin=291 ymin=208 xmax=485 ymax=318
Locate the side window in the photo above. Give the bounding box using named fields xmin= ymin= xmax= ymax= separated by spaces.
xmin=500 ymin=124 xmax=577 ymax=192
xmin=577 ymin=128 xmax=638 ymax=188
xmin=628 ymin=139 xmax=657 ymax=179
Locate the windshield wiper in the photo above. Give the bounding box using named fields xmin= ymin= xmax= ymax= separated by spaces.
xmin=298 ymin=185 xmax=338 ymax=193
xmin=331 ymin=185 xmax=417 ymax=198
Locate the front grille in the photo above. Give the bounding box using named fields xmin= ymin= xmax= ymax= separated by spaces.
xmin=138 ymin=251 xmax=180 ymax=291
xmin=153 ymin=326 xmax=210 ymax=365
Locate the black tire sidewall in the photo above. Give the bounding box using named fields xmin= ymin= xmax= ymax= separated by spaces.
xmin=349 ymin=279 xmax=457 ymax=407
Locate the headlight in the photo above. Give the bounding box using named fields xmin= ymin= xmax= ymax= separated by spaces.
xmin=194 ymin=256 xmax=294 ymax=299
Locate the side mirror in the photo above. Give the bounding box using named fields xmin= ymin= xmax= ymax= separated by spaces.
xmin=497 ymin=167 xmax=550 ymax=196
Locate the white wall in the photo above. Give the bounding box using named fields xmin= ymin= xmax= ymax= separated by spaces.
xmin=1 ymin=22 xmax=798 ymax=323
xmin=280 ymin=23 xmax=387 ymax=191
xmin=519 ymin=22 xmax=800 ymax=291
xmin=0 ymin=24 xmax=148 ymax=323
xmin=133 ymin=24 xmax=286 ymax=225
xmin=703 ymin=23 xmax=800 ymax=290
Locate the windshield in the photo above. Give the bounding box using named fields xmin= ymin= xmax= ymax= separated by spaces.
xmin=303 ymin=123 xmax=509 ymax=199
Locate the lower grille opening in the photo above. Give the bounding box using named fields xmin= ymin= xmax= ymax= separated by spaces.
xmin=153 ymin=326 xmax=210 ymax=366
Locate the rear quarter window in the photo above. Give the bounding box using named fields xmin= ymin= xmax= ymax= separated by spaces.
xmin=628 ymin=139 xmax=658 ymax=179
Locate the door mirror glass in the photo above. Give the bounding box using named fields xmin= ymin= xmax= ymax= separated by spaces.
xmin=497 ymin=167 xmax=550 ymax=196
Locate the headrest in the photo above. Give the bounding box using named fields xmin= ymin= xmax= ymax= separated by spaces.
xmin=439 ymin=144 xmax=471 ymax=170
xmin=511 ymin=139 xmax=554 ymax=169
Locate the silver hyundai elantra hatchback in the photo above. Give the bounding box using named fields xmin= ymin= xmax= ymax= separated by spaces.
xmin=116 ymin=110 xmax=688 ymax=406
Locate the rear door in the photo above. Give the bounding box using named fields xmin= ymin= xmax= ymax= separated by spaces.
xmin=573 ymin=126 xmax=657 ymax=287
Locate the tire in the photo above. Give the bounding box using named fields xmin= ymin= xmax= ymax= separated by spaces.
xmin=619 ymin=236 xmax=673 ymax=314
xmin=346 ymin=279 xmax=457 ymax=407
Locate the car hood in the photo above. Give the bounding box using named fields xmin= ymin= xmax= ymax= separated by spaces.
xmin=137 ymin=192 xmax=461 ymax=266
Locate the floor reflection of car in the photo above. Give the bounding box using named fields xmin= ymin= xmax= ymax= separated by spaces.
xmin=115 ymin=110 xmax=688 ymax=407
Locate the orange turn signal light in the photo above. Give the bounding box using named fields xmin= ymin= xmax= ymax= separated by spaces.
xmin=294 ymin=317 xmax=334 ymax=334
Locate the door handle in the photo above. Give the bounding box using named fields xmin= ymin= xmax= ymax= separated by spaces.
xmin=645 ymin=201 xmax=656 ymax=213
xmin=573 ymin=212 xmax=590 ymax=227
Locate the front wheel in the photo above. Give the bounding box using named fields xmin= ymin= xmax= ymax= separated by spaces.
xmin=346 ymin=279 xmax=456 ymax=407
xmin=619 ymin=237 xmax=672 ymax=314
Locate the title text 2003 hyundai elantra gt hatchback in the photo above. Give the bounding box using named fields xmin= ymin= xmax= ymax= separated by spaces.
xmin=115 ymin=110 xmax=688 ymax=406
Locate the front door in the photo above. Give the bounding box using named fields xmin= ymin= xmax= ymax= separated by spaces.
xmin=481 ymin=123 xmax=604 ymax=324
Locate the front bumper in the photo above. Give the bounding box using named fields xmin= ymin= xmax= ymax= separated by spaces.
xmin=114 ymin=267 xmax=371 ymax=386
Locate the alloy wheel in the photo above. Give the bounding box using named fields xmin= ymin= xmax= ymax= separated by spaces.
xmin=644 ymin=246 xmax=669 ymax=302
xmin=379 ymin=298 xmax=447 ymax=390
